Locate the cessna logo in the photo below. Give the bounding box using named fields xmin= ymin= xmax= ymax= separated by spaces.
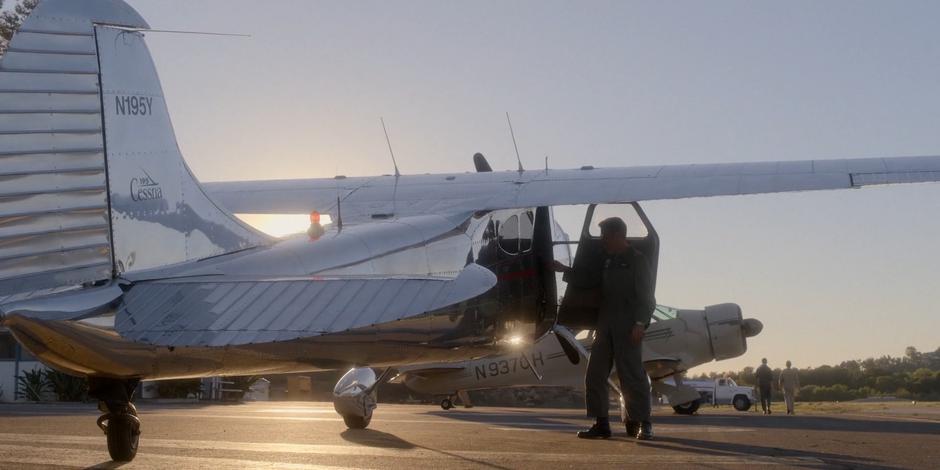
xmin=115 ymin=95 xmax=154 ymax=116
xmin=130 ymin=171 xmax=163 ymax=201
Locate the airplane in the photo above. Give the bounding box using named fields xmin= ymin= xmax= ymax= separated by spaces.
xmin=1 ymin=0 xmax=940 ymax=462
xmin=390 ymin=304 xmax=763 ymax=416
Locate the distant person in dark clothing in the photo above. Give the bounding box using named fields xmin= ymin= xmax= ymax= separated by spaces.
xmin=755 ymin=358 xmax=774 ymax=414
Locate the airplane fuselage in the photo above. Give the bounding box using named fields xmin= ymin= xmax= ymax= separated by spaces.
xmin=6 ymin=207 xmax=559 ymax=380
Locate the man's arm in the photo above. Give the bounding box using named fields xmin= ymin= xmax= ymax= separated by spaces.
xmin=552 ymin=260 xmax=573 ymax=274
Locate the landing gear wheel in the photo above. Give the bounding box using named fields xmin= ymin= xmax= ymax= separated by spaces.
xmin=343 ymin=414 xmax=372 ymax=429
xmin=105 ymin=412 xmax=140 ymax=462
xmin=733 ymin=395 xmax=751 ymax=412
xmin=673 ymin=399 xmax=701 ymax=415
xmin=440 ymin=398 xmax=454 ymax=410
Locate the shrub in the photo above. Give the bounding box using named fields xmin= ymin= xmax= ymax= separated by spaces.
xmin=17 ymin=368 xmax=49 ymax=401
xmin=44 ymin=369 xmax=88 ymax=402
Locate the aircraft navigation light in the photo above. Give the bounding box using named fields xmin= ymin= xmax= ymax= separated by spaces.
xmin=308 ymin=211 xmax=325 ymax=240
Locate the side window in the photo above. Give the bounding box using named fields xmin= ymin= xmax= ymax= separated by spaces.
xmin=719 ymin=379 xmax=727 ymax=387
xmin=587 ymin=204 xmax=649 ymax=239
xmin=498 ymin=215 xmax=520 ymax=254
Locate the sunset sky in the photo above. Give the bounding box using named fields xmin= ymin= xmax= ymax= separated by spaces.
xmin=127 ymin=0 xmax=940 ymax=373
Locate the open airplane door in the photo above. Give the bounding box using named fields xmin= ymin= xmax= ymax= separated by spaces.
xmin=556 ymin=203 xmax=660 ymax=330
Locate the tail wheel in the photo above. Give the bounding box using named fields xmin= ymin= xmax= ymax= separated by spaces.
xmin=733 ymin=395 xmax=751 ymax=412
xmin=105 ymin=413 xmax=140 ymax=462
xmin=343 ymin=414 xmax=372 ymax=429
xmin=672 ymin=399 xmax=701 ymax=415
xmin=440 ymin=398 xmax=454 ymax=410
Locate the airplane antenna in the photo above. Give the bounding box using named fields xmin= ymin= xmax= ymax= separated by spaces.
xmin=545 ymin=155 xmax=549 ymax=173
xmin=506 ymin=112 xmax=524 ymax=173
xmin=381 ymin=117 xmax=401 ymax=177
xmin=109 ymin=26 xmax=251 ymax=37
xmin=335 ymin=196 xmax=343 ymax=231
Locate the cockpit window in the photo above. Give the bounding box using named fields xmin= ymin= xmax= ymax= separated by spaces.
xmin=497 ymin=211 xmax=535 ymax=254
xmin=652 ymin=305 xmax=679 ymax=322
xmin=498 ymin=215 xmax=520 ymax=253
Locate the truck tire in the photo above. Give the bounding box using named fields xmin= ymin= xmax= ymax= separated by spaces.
xmin=732 ymin=395 xmax=751 ymax=412
xmin=672 ymin=399 xmax=701 ymax=415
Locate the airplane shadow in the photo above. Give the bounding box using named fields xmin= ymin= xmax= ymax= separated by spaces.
xmin=656 ymin=413 xmax=940 ymax=436
xmin=427 ymin=409 xmax=583 ymax=430
xmin=636 ymin=436 xmax=897 ymax=470
xmin=340 ymin=428 xmax=512 ymax=470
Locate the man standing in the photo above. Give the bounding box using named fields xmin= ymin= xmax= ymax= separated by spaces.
xmin=755 ymin=358 xmax=774 ymax=414
xmin=779 ymin=360 xmax=800 ymax=415
xmin=554 ymin=217 xmax=656 ymax=440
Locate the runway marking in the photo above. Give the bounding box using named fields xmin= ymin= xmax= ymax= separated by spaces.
xmin=132 ymin=412 xmax=758 ymax=434
xmin=0 ymin=444 xmax=362 ymax=470
xmin=489 ymin=425 xmax=752 ymax=433
xmin=0 ymin=433 xmax=826 ymax=466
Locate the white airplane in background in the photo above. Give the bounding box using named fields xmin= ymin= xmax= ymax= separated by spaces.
xmin=2 ymin=0 xmax=940 ymax=463
xmin=391 ymin=305 xmax=762 ymax=416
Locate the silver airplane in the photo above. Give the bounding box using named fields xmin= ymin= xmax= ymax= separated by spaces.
xmin=391 ymin=305 xmax=761 ymax=416
xmin=2 ymin=0 xmax=940 ymax=463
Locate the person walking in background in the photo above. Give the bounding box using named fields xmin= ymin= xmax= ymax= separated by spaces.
xmin=779 ymin=360 xmax=800 ymax=415
xmin=755 ymin=358 xmax=774 ymax=414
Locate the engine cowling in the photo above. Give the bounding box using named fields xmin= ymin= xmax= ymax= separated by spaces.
xmin=704 ymin=303 xmax=762 ymax=360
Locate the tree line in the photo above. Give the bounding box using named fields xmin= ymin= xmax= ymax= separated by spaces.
xmin=691 ymin=346 xmax=940 ymax=401
xmin=0 ymin=0 xmax=38 ymax=56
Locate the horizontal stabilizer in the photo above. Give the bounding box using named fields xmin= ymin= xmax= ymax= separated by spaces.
xmin=115 ymin=263 xmax=496 ymax=347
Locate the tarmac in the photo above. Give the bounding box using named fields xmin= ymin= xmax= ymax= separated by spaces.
xmin=0 ymin=401 xmax=937 ymax=469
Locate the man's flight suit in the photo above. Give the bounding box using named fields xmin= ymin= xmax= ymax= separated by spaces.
xmin=585 ymin=247 xmax=656 ymax=423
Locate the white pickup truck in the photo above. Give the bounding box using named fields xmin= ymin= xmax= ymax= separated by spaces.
xmin=661 ymin=377 xmax=755 ymax=414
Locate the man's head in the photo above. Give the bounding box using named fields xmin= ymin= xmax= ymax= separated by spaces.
xmin=598 ymin=217 xmax=629 ymax=254
xmin=786 ymin=360 xmax=792 ymax=368
xmin=761 ymin=358 xmax=768 ymax=365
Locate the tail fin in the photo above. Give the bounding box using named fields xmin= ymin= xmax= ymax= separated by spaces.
xmin=0 ymin=0 xmax=266 ymax=296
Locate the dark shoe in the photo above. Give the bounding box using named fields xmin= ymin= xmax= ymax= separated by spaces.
xmin=625 ymin=421 xmax=640 ymax=438
xmin=636 ymin=421 xmax=653 ymax=441
xmin=577 ymin=422 xmax=611 ymax=439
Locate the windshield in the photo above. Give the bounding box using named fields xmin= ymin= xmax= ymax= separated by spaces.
xmin=652 ymin=305 xmax=679 ymax=322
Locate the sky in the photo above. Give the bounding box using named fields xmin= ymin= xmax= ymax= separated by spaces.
xmin=124 ymin=0 xmax=940 ymax=374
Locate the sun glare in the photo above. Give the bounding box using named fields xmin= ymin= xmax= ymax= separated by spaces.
xmin=236 ymin=213 xmax=333 ymax=238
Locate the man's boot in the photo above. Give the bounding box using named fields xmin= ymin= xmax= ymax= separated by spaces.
xmin=636 ymin=421 xmax=653 ymax=441
xmin=577 ymin=417 xmax=611 ymax=439
xmin=625 ymin=421 xmax=640 ymax=438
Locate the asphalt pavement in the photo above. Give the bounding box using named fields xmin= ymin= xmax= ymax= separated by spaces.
xmin=0 ymin=401 xmax=937 ymax=469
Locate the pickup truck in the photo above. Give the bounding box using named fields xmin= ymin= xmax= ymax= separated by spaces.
xmin=684 ymin=378 xmax=755 ymax=413
xmin=661 ymin=377 xmax=755 ymax=414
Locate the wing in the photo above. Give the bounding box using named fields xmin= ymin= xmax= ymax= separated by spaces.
xmin=204 ymin=155 xmax=940 ymax=223
xmin=388 ymin=364 xmax=468 ymax=383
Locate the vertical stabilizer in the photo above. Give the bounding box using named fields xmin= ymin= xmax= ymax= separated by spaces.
xmin=95 ymin=25 xmax=267 ymax=274
xmin=0 ymin=0 xmax=266 ymax=297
